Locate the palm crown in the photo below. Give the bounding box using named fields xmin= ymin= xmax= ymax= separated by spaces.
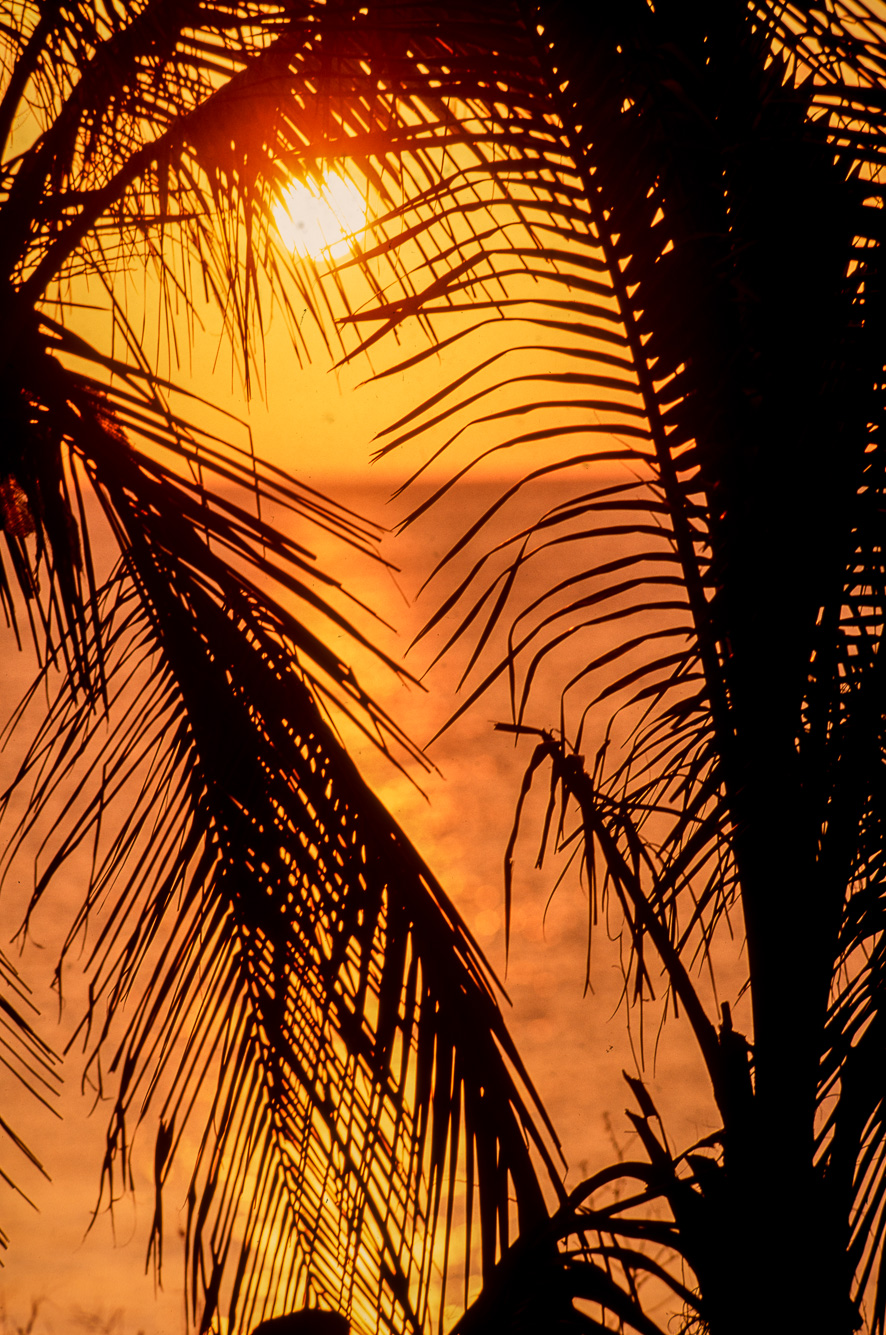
xmin=2 ymin=3 xmax=886 ymax=1334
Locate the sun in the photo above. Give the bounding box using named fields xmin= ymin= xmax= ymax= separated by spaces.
xmin=273 ymin=172 xmax=367 ymax=259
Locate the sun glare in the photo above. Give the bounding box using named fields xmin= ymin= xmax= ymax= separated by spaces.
xmin=274 ymin=173 xmax=367 ymax=259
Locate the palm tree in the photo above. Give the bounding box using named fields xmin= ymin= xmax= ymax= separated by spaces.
xmin=319 ymin=4 xmax=886 ymax=1333
xmin=3 ymin=3 xmax=886 ymax=1335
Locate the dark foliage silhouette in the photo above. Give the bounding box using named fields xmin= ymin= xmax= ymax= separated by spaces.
xmin=2 ymin=3 xmax=886 ymax=1335
xmin=319 ymin=3 xmax=886 ymax=1333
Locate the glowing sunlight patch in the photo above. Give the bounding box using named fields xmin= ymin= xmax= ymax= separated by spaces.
xmin=274 ymin=173 xmax=367 ymax=259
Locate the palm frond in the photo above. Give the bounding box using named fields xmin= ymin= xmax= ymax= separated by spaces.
xmin=4 ymin=549 xmax=560 ymax=1334
xmin=0 ymin=328 xmax=566 ymax=1330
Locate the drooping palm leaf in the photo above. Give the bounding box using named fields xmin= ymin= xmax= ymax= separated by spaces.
xmin=0 ymin=4 xmax=568 ymax=1332
xmin=4 ymin=478 xmax=560 ymax=1333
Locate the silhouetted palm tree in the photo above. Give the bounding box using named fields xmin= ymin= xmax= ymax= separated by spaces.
xmin=316 ymin=4 xmax=886 ymax=1333
xmin=3 ymin=3 xmax=886 ymax=1335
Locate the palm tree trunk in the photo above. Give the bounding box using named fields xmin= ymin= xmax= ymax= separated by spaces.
xmin=713 ymin=730 xmax=853 ymax=1333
